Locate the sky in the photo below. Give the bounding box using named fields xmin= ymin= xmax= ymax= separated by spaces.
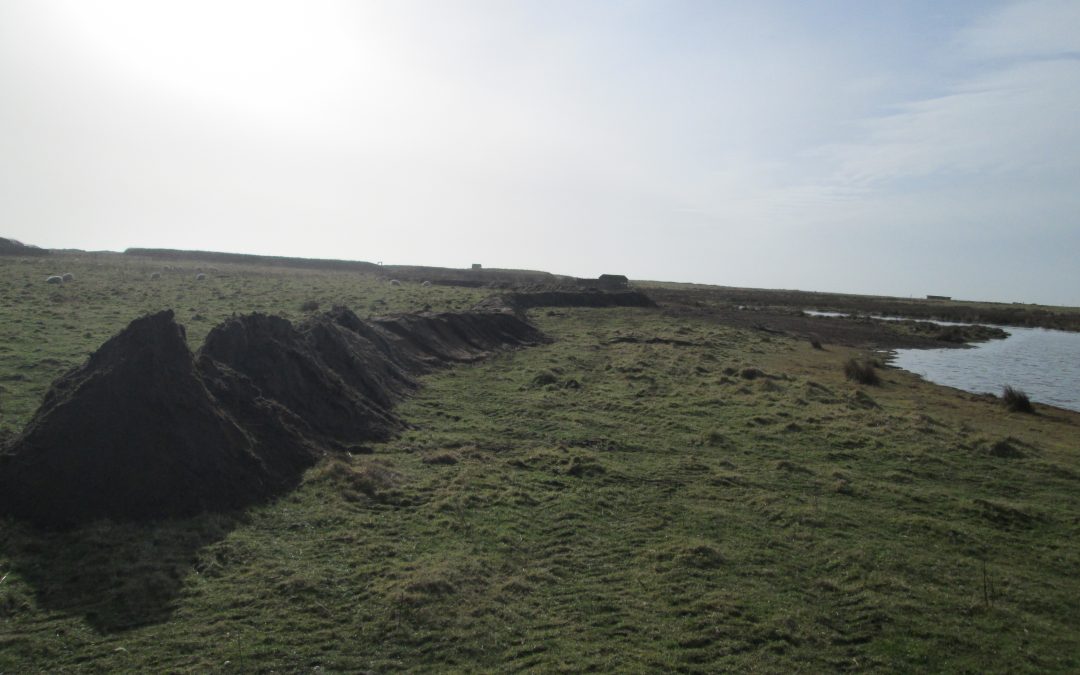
xmin=1 ymin=1 xmax=1078 ymax=305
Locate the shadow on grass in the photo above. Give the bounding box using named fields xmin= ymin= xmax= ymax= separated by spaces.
xmin=0 ymin=513 xmax=242 ymax=633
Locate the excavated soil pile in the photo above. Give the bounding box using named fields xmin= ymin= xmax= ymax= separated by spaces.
xmin=200 ymin=311 xmax=409 ymax=448
xmin=0 ymin=307 xmax=545 ymax=527
xmin=198 ymin=308 xmax=547 ymax=448
xmin=0 ymin=236 xmax=48 ymax=256
xmin=475 ymin=289 xmax=657 ymax=313
xmin=0 ymin=311 xmax=315 ymax=527
xmin=370 ymin=311 xmax=552 ymax=369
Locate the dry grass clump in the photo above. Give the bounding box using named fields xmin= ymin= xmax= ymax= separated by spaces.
xmin=1002 ymin=385 xmax=1034 ymax=413
xmin=308 ymin=458 xmax=400 ymax=500
xmin=843 ymin=358 xmax=880 ymax=385
xmin=421 ymin=452 xmax=459 ymax=465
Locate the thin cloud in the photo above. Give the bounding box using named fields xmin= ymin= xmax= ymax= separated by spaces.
xmin=958 ymin=0 xmax=1080 ymax=59
xmin=823 ymin=59 xmax=1080 ymax=186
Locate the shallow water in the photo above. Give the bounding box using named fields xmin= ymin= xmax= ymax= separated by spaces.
xmin=805 ymin=309 xmax=969 ymax=326
xmin=805 ymin=310 xmax=1080 ymax=412
xmin=891 ymin=326 xmax=1080 ymax=412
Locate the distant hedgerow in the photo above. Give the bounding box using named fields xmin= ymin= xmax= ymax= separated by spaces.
xmin=843 ymin=358 xmax=880 ymax=386
xmin=1002 ymin=385 xmax=1034 ymax=413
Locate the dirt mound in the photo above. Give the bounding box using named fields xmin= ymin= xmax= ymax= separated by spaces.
xmin=0 ymin=307 xmax=545 ymax=526
xmin=200 ymin=311 xmax=409 ymax=446
xmin=200 ymin=308 xmax=548 ymax=446
xmin=475 ymin=289 xmax=657 ymax=313
xmin=369 ymin=311 xmax=550 ymax=370
xmin=0 ymin=311 xmax=316 ymax=527
xmin=0 ymin=236 xmax=48 ymax=256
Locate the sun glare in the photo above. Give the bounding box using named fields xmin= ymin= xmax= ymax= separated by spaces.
xmin=45 ymin=1 xmax=392 ymax=130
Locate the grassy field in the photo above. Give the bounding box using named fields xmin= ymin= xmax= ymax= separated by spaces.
xmin=1 ymin=253 xmax=1079 ymax=672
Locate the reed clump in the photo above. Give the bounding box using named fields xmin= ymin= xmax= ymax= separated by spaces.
xmin=1002 ymin=385 xmax=1034 ymax=413
xmin=844 ymin=358 xmax=880 ymax=385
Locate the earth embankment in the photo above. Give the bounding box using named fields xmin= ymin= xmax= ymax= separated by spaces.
xmin=0 ymin=307 xmax=546 ymax=527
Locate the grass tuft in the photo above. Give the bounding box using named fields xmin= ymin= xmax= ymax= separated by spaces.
xmin=843 ymin=358 xmax=880 ymax=385
xmin=1002 ymin=385 xmax=1034 ymax=413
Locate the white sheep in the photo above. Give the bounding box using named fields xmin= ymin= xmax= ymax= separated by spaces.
xmin=195 ymin=273 xmax=206 ymax=281
xmin=61 ymin=272 xmax=74 ymax=282
xmin=46 ymin=275 xmax=63 ymax=284
xmin=389 ymin=279 xmax=401 ymax=286
xmin=421 ymin=280 xmax=432 ymax=287
xmin=150 ymin=272 xmax=161 ymax=280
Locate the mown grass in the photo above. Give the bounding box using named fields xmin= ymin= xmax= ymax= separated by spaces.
xmin=2 ymin=253 xmax=1080 ymax=672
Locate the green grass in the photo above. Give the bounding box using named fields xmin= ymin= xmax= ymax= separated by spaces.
xmin=2 ymin=253 xmax=1079 ymax=672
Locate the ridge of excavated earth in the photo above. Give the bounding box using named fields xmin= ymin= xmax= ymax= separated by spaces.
xmin=0 ymin=306 xmax=549 ymax=527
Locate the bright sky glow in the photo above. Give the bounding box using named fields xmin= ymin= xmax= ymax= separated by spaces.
xmin=1 ymin=0 xmax=1078 ymax=304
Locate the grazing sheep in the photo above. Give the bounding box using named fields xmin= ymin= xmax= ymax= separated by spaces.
xmin=421 ymin=280 xmax=432 ymax=287
xmin=61 ymin=272 xmax=74 ymax=282
xmin=150 ymin=272 xmax=161 ymax=280
xmin=46 ymin=275 xmax=63 ymax=284
xmin=389 ymin=279 xmax=401 ymax=286
xmin=195 ymin=273 xmax=206 ymax=281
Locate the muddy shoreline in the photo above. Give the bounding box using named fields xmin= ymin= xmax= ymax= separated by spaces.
xmin=642 ymin=284 xmax=1080 ymax=333
xmin=649 ymin=288 xmax=1008 ymax=350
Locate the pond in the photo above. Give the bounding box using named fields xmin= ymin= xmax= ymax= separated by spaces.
xmin=891 ymin=325 xmax=1080 ymax=412
xmin=805 ymin=310 xmax=1080 ymax=412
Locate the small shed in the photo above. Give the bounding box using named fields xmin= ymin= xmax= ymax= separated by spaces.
xmin=926 ymin=294 xmax=951 ymax=301
xmin=597 ymin=274 xmax=629 ymax=290
xmin=471 ymin=263 xmax=482 ymax=270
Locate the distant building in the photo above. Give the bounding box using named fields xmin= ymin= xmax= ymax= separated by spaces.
xmin=574 ymin=274 xmax=630 ymax=290
xmin=597 ymin=274 xmax=629 ymax=290
xmin=926 ymin=294 xmax=951 ymax=301
xmin=471 ymin=263 xmax=482 ymax=270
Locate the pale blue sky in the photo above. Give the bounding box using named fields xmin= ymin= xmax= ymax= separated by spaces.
xmin=2 ymin=1 xmax=1078 ymax=304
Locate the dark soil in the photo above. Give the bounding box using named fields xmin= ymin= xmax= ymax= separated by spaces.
xmin=370 ymin=310 xmax=551 ymax=368
xmin=0 ymin=307 xmax=546 ymax=527
xmin=0 ymin=311 xmax=316 ymax=527
xmin=200 ymin=312 xmax=407 ymax=447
